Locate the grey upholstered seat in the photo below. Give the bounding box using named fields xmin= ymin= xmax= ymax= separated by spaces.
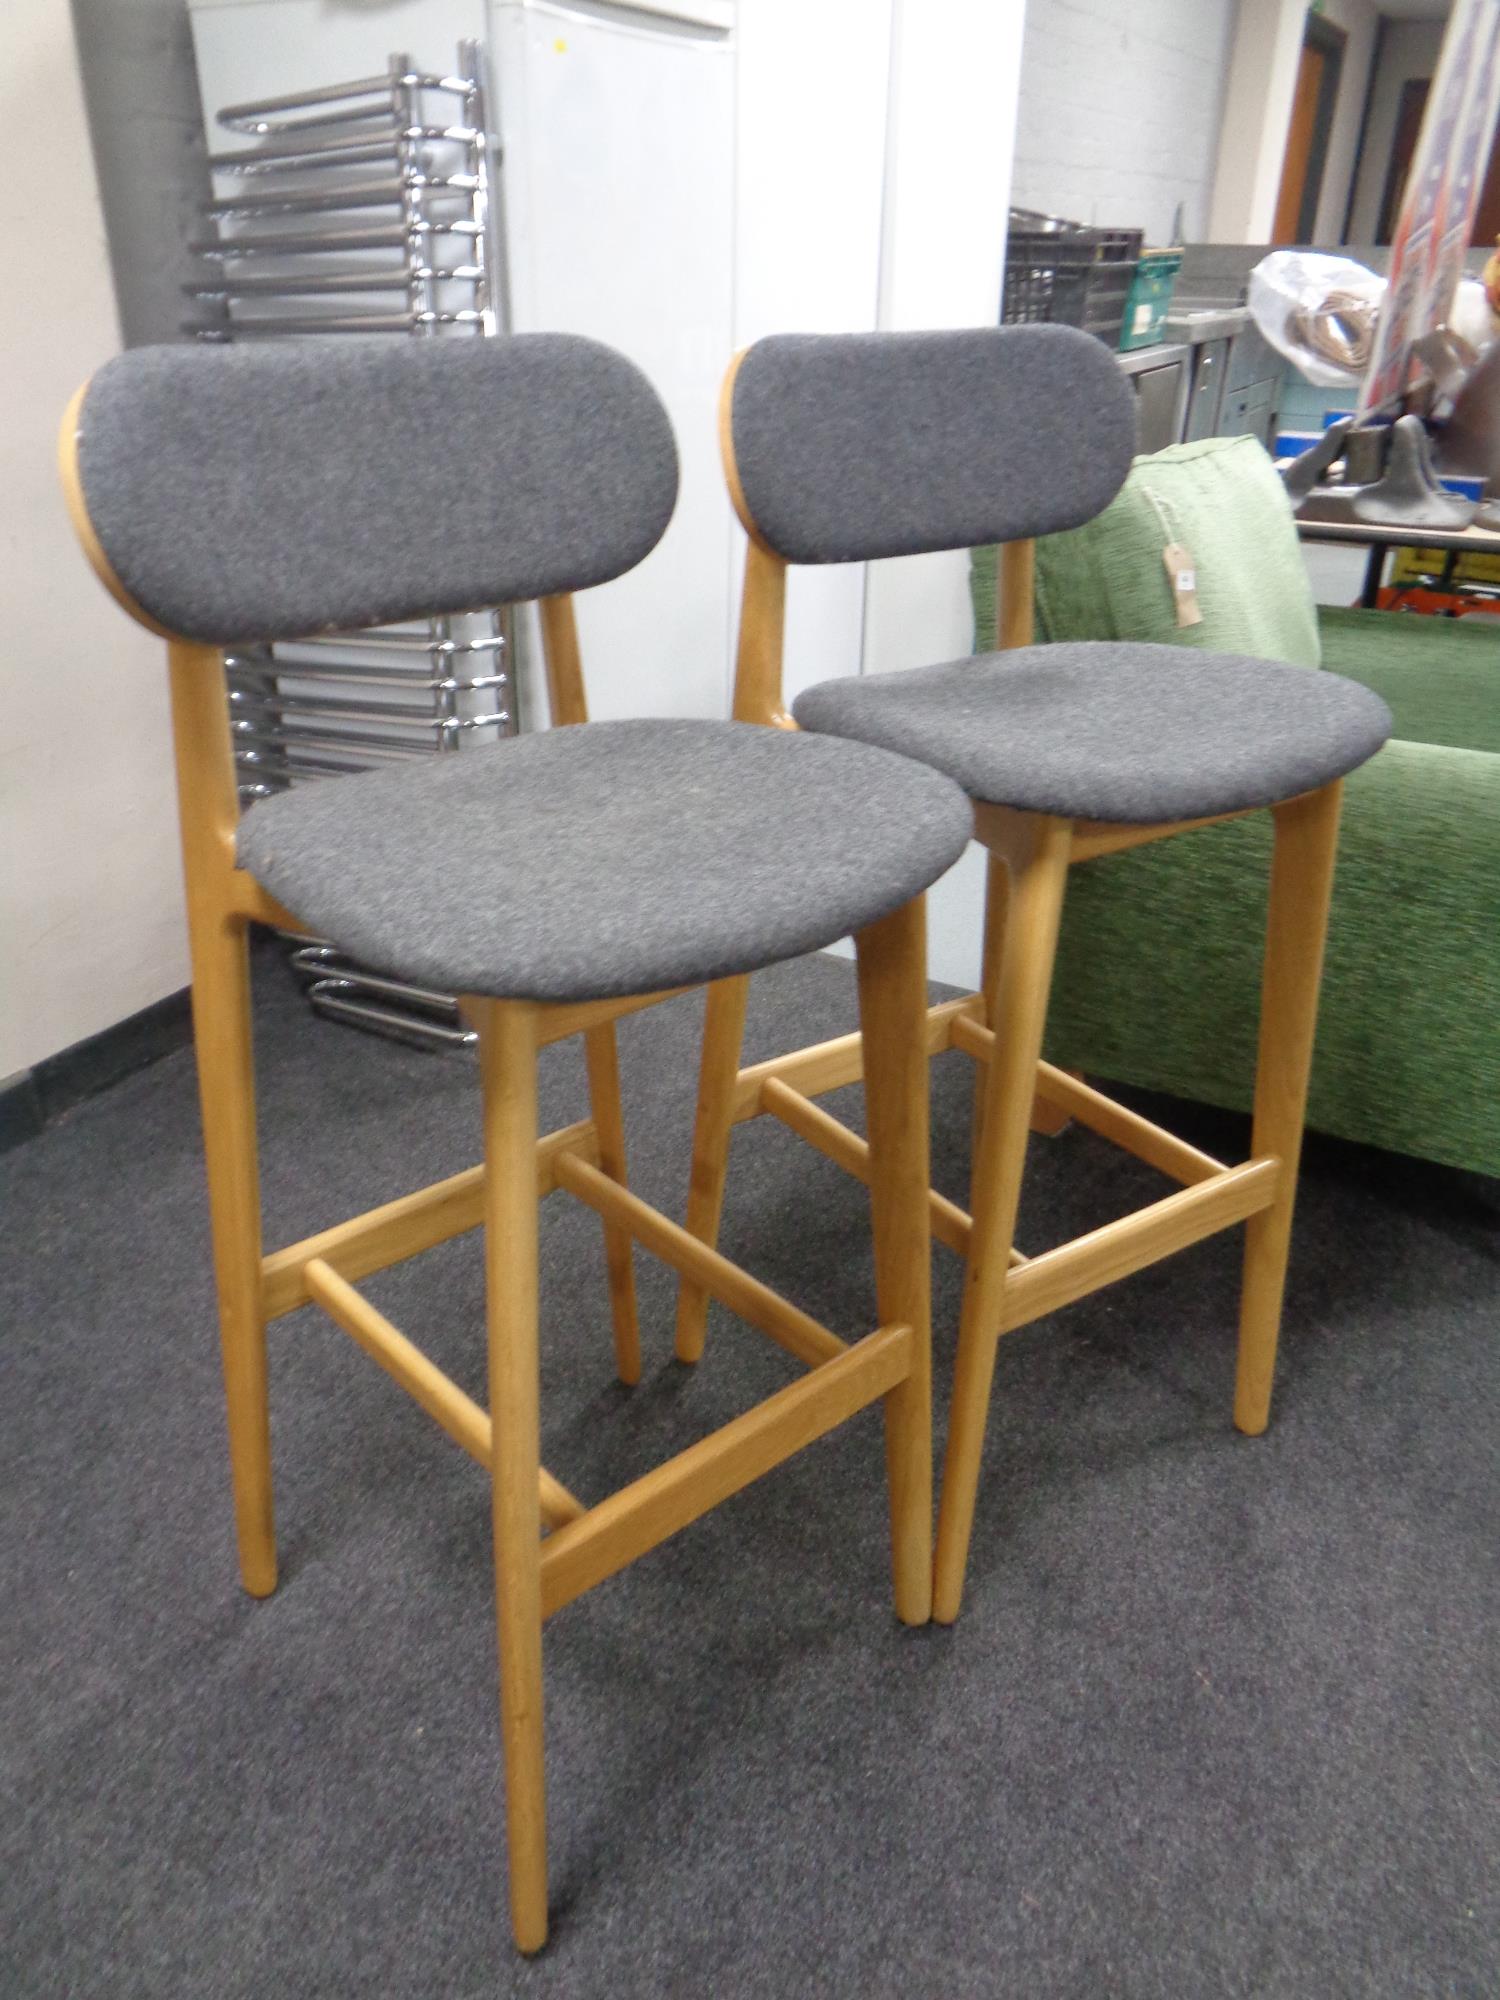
xmin=793 ymin=643 xmax=1393 ymax=824
xmin=238 ymin=718 xmax=973 ymax=1002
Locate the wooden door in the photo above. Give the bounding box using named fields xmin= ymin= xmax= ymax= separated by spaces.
xmin=1274 ymin=16 xmax=1346 ymax=245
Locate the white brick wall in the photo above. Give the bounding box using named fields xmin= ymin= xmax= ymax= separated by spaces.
xmin=1009 ymin=0 xmax=1238 ymax=244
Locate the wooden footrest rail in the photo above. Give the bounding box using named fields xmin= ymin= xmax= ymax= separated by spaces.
xmin=760 ymin=1076 xmax=977 ymax=1257
xmin=949 ymin=1018 xmax=1227 ymax=1188
xmin=254 ymin=1109 xmax=896 ymax=1609
xmin=994 ymin=1159 xmax=1279 ymax=1337
xmin=726 ymin=994 xmax=1283 ymax=1341
xmin=739 ymin=994 xmax=1232 ymax=1196
xmin=303 ymin=1258 xmax=586 ymax=1530
xmin=757 ymin=1077 xmax=1027 ymax=1267
xmin=262 ymin=1118 xmax=601 ymax=1319
xmin=729 ymin=995 xmax=981 ymax=1125
xmin=554 ymin=1151 xmax=846 ymax=1368
xmin=537 ymin=1322 xmax=911 ymax=1618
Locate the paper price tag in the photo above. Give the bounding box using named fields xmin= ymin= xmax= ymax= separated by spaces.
xmin=1162 ymin=541 xmax=1203 ymax=628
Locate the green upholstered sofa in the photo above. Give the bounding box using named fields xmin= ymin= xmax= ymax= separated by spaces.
xmin=971 ymin=562 xmax=1500 ymax=1177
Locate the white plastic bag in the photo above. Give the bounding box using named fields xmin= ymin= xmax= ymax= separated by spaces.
xmin=1248 ymin=252 xmax=1384 ymax=386
xmin=1450 ymin=275 xmax=1498 ymax=353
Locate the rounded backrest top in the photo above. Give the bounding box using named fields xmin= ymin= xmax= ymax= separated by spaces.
xmin=68 ymin=334 xmax=680 ymax=644
xmin=725 ymin=324 xmax=1137 ymax=565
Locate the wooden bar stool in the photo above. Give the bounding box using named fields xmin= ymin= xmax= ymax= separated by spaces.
xmin=676 ymin=325 xmax=1393 ymax=1623
xmin=59 ymin=335 xmax=974 ymax=1952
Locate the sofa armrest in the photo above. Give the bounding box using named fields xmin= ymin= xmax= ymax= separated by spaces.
xmin=1317 ymin=606 xmax=1500 ymax=755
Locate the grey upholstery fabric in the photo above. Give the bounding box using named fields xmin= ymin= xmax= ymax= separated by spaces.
xmin=729 ymin=326 xmax=1136 ymax=564
xmin=237 ymin=719 xmax=973 ymax=1001
xmin=76 ymin=336 xmax=679 ymax=643
xmin=793 ymin=645 xmax=1393 ymax=822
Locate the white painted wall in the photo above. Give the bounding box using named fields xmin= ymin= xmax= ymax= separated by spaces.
xmin=1208 ymin=0 xmax=1308 ymax=242
xmin=1312 ymin=0 xmax=1381 ymax=245
xmin=1010 ymin=0 xmax=1237 ymax=245
xmin=1347 ymin=17 xmax=1448 ymax=242
xmin=0 ymin=4 xmax=188 ymax=1080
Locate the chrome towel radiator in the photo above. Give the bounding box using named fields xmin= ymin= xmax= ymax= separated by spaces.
xmin=185 ymin=43 xmax=512 ymax=1049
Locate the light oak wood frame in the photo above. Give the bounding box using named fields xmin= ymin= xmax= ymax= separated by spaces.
xmin=60 ymin=390 xmax=938 ymax=1954
xmin=684 ymin=357 xmax=1347 ymax=1623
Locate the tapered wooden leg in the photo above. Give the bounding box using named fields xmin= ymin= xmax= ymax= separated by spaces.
xmin=673 ymin=975 xmax=751 ymax=1364
xmin=476 ymin=999 xmax=549 ymax=1955
xmin=970 ymin=851 xmax=1009 ymax=1166
xmin=190 ymin=913 xmax=277 ymax=1598
xmin=1234 ymin=782 xmax=1343 ymax=1436
xmin=165 ymin=645 xmax=275 ymax=1596
xmin=582 ymin=1023 xmax=641 ymax=1386
xmin=856 ymin=897 xmax=935 ymax=1627
xmin=973 ymin=850 xmax=1070 ymax=1151
xmin=933 ymin=814 xmax=1073 ymax=1624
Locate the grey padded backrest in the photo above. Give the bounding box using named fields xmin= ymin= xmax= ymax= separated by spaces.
xmin=727 ymin=325 xmax=1136 ymax=565
xmin=76 ymin=334 xmax=679 ymax=644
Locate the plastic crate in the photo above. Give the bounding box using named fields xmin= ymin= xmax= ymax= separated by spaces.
xmin=1118 ymin=248 xmax=1183 ymax=351
xmin=1002 ymin=209 xmax=1143 ymax=351
xmin=1390 ymin=546 xmax=1500 ymax=588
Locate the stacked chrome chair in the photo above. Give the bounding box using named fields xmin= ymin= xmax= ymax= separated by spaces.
xmin=60 ymin=321 xmax=1389 ymax=1959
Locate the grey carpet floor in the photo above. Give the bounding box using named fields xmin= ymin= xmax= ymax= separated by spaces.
xmin=3 ymin=944 xmax=1496 ymax=2000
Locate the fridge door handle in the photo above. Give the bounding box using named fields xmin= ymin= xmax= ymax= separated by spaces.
xmin=520 ymin=0 xmax=734 ymax=41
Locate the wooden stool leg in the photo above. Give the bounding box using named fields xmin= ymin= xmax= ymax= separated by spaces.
xmin=856 ymin=897 xmax=935 ymax=1627
xmin=973 ymin=852 xmax=1069 ymax=1154
xmin=191 ymin=913 xmax=277 ymax=1599
xmin=673 ymin=974 xmax=751 ymax=1364
xmin=582 ymin=1023 xmax=641 ymax=1386
xmin=970 ymin=851 xmax=1009 ymax=1165
xmin=477 ymin=1000 xmax=549 ymax=1955
xmin=933 ymin=814 xmax=1073 ymax=1625
xmin=1234 ymin=781 xmax=1344 ymax=1437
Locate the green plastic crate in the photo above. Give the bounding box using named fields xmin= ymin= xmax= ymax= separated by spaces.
xmin=1118 ymin=248 xmax=1182 ymax=351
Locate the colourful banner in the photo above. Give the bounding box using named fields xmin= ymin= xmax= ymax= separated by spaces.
xmin=1358 ymin=0 xmax=1500 ymax=417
